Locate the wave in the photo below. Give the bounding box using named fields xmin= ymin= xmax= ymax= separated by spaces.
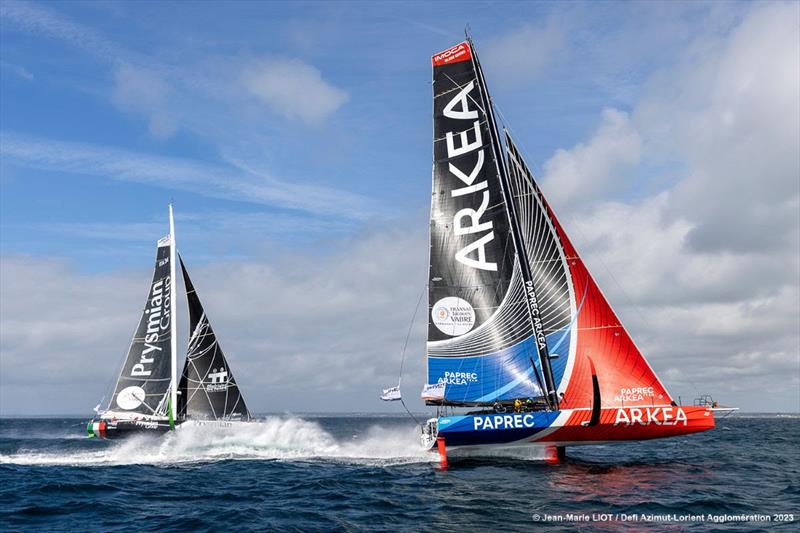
xmin=0 ymin=417 xmax=434 ymax=467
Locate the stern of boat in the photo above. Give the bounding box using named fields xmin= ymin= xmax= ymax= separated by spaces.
xmin=420 ymin=418 xmax=439 ymax=450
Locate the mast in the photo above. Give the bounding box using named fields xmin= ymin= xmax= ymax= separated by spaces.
xmin=168 ymin=203 xmax=178 ymax=426
xmin=466 ymin=37 xmax=559 ymax=410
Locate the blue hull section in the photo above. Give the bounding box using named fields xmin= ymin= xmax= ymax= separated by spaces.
xmin=436 ymin=411 xmax=561 ymax=447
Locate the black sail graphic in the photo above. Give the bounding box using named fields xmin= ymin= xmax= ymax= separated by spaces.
xmin=427 ymin=41 xmax=566 ymax=406
xmin=428 ymin=41 xmax=542 ymax=405
xmin=109 ymin=236 xmax=174 ymax=417
xmin=429 ymin=41 xmax=514 ymax=344
xmin=177 ymin=257 xmax=250 ymax=421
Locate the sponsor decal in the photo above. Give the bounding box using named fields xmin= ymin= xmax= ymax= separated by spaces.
xmin=116 ymin=385 xmax=146 ymax=410
xmin=613 ymin=407 xmax=688 ymax=427
xmin=432 ymin=297 xmax=476 ymax=336
xmin=438 ymin=371 xmax=479 ymax=386
xmin=206 ymin=367 xmax=229 ymax=392
xmin=442 ymin=79 xmax=497 ymax=272
xmin=525 ymin=280 xmax=547 ymax=350
xmin=473 ymin=414 xmax=536 ymax=431
xmin=614 ymin=386 xmax=655 ymax=403
xmin=432 ymin=41 xmax=472 ymax=66
xmin=131 ymin=276 xmax=172 ymax=378
xmin=134 ymin=420 xmax=159 ymax=429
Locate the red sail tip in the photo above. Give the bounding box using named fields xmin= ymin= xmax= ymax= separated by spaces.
xmin=432 ymin=41 xmax=472 ymax=66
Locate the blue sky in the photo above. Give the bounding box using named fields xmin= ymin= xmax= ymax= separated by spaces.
xmin=1 ymin=0 xmax=732 ymax=268
xmin=1 ymin=1 xmax=798 ymax=414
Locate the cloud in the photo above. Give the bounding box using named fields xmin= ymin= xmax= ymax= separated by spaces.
xmin=242 ymin=58 xmax=349 ymax=125
xmin=111 ymin=63 xmax=177 ymax=139
xmin=635 ymin=2 xmax=800 ymax=254
xmin=1 ymin=1 xmax=181 ymax=139
xmin=541 ymin=108 xmax=642 ymax=209
xmin=482 ymin=19 xmax=564 ymax=85
xmin=534 ymin=2 xmax=800 ymax=410
xmin=0 ymin=60 xmax=34 ymax=81
xmin=0 ymin=0 xmax=125 ymax=62
xmin=0 ymin=132 xmax=376 ymax=220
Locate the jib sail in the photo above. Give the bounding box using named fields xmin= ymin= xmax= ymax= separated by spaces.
xmin=177 ymin=257 xmax=250 ymax=421
xmin=108 ymin=234 xmax=175 ymax=417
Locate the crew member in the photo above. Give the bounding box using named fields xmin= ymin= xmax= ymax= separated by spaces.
xmin=514 ymin=398 xmax=522 ymax=413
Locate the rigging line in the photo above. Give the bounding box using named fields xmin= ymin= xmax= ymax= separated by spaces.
xmin=493 ymin=103 xmax=547 ymax=180
xmin=393 ymin=284 xmax=425 ymax=426
xmin=398 ymin=285 xmax=426 ymax=387
xmin=400 ymin=397 xmax=421 ymax=425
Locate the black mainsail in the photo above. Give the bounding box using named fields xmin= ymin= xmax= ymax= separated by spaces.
xmin=177 ymin=257 xmax=250 ymax=421
xmin=106 ymin=211 xmax=177 ymax=420
xmin=426 ymin=40 xmax=560 ymax=408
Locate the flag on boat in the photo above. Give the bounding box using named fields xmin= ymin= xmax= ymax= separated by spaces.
xmin=380 ymin=386 xmax=402 ymax=402
xmin=421 ymin=382 xmax=445 ymax=401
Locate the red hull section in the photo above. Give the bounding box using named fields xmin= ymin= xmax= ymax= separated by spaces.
xmin=541 ymin=406 xmax=715 ymax=444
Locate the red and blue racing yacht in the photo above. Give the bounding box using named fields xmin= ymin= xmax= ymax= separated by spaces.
xmin=418 ymin=39 xmax=723 ymax=463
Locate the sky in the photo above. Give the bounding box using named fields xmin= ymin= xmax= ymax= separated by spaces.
xmin=0 ymin=0 xmax=798 ymax=415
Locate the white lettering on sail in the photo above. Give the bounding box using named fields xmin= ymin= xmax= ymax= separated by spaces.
xmin=443 ymin=80 xmax=478 ymax=120
xmin=443 ymin=79 xmax=496 ymax=272
xmin=455 ymin=231 xmax=497 ymax=271
xmin=130 ymin=275 xmax=170 ymax=379
xmin=454 ymin=190 xmax=492 ymax=236
xmin=526 ymin=281 xmax=547 ymax=350
xmin=449 ymin=150 xmax=484 ymax=187
xmin=446 ymin=121 xmax=482 ymax=158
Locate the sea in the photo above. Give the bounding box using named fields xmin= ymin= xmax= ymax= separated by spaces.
xmin=1 ymin=414 xmax=797 ymax=532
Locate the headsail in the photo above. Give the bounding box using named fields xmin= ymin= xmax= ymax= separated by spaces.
xmin=507 ymin=137 xmax=673 ymax=409
xmin=108 ymin=235 xmax=175 ymax=417
xmin=503 ymin=133 xmax=577 ymax=399
xmin=177 ymin=257 xmax=250 ymax=421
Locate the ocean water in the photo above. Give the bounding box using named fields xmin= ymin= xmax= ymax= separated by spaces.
xmin=1 ymin=414 xmax=797 ymax=531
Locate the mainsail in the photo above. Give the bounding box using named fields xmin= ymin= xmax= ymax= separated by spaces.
xmin=428 ymin=41 xmax=545 ymax=405
xmin=177 ymin=257 xmax=250 ymax=421
xmin=108 ymin=234 xmax=175 ymax=418
xmin=427 ymin=39 xmax=672 ymax=410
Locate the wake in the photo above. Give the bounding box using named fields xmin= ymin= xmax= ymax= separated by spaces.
xmin=0 ymin=417 xmax=433 ymax=467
